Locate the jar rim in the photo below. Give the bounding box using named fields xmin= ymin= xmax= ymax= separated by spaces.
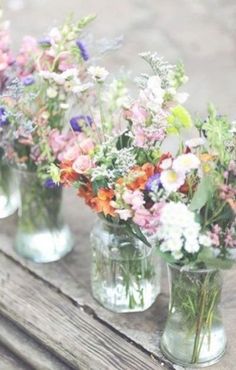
xmin=98 ymin=216 xmax=126 ymax=229
xmin=167 ymin=262 xmax=219 ymax=273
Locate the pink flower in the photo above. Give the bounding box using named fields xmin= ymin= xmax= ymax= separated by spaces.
xmin=49 ymin=129 xmax=68 ymax=154
xmin=60 ymin=144 xmax=81 ymax=162
xmin=80 ymin=138 xmax=95 ymax=154
xmin=133 ymin=126 xmax=146 ymax=147
xmin=0 ymin=51 xmax=9 ymax=71
xmin=125 ymin=103 xmax=148 ymax=124
xmin=123 ymin=190 xmax=144 ymax=210
xmin=72 ymin=155 xmax=92 ymax=174
xmin=133 ymin=208 xmax=152 ymax=228
xmin=20 ymin=36 xmax=38 ymax=53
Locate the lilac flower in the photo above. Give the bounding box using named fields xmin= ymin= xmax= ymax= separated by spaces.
xmin=76 ymin=40 xmax=89 ymax=61
xmin=70 ymin=115 xmax=93 ymax=132
xmin=38 ymin=36 xmax=52 ymax=47
xmin=145 ymin=173 xmax=161 ymax=192
xmin=22 ymin=75 xmax=35 ymax=86
xmin=0 ymin=107 xmax=9 ymax=127
xmin=44 ymin=178 xmax=60 ymax=189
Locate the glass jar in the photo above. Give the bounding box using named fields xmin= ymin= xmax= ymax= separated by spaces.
xmin=14 ymin=169 xmax=74 ymax=263
xmin=161 ymin=264 xmax=226 ymax=367
xmin=90 ymin=218 xmax=161 ymax=313
xmin=0 ymin=160 xmax=19 ymax=218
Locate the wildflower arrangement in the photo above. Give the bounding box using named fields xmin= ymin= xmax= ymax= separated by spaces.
xmin=52 ymin=53 xmax=191 ymax=238
xmin=52 ymin=51 xmax=235 ymax=267
xmin=0 ymin=15 xmax=98 ymax=183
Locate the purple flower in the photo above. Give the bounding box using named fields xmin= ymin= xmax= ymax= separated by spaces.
xmin=22 ymin=75 xmax=35 ymax=86
xmin=38 ymin=36 xmax=52 ymax=47
xmin=44 ymin=178 xmax=60 ymax=189
xmin=145 ymin=173 xmax=161 ymax=192
xmin=0 ymin=107 xmax=9 ymax=127
xmin=76 ymin=40 xmax=89 ymax=61
xmin=70 ymin=115 xmax=93 ymax=132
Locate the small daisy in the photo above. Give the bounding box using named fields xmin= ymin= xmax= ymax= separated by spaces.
xmin=173 ymin=153 xmax=200 ymax=173
xmin=160 ymin=169 xmax=185 ymax=192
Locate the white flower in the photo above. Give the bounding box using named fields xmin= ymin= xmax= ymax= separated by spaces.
xmin=88 ymin=66 xmax=109 ymax=82
xmin=72 ymin=82 xmax=93 ymax=94
xmin=61 ymin=68 xmax=78 ymax=79
xmin=160 ymin=158 xmax=172 ymax=170
xmin=172 ymin=250 xmax=184 ymax=260
xmin=40 ymin=70 xmax=53 ymax=80
xmin=60 ymin=103 xmax=69 ymax=110
xmin=185 ymin=238 xmax=200 ymax=253
xmin=185 ymin=137 xmax=205 ymax=148
xmin=139 ymin=75 xmax=165 ymax=112
xmin=49 ymin=27 xmax=62 ymax=42
xmin=175 ymin=92 xmax=189 ymax=104
xmin=46 ymin=87 xmax=58 ymax=98
xmin=173 ymin=153 xmax=200 ymax=174
xmin=158 ymin=202 xmax=202 ymax=259
xmin=160 ymin=169 xmax=185 ymax=192
xmin=115 ymin=209 xmax=132 ymax=221
xmin=199 ymin=234 xmax=212 ymax=247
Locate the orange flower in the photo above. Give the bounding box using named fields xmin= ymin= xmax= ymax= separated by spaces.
xmin=92 ymin=188 xmax=116 ymax=216
xmin=78 ymin=182 xmax=96 ymax=209
xmin=127 ymin=163 xmax=155 ymax=190
xmin=60 ymin=161 xmax=79 ymax=185
xmin=199 ymin=153 xmax=217 ymax=162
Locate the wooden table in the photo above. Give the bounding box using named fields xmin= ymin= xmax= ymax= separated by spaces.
xmin=0 ymin=190 xmax=235 ymax=370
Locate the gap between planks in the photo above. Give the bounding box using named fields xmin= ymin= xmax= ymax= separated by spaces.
xmin=0 ymin=250 xmax=173 ymax=370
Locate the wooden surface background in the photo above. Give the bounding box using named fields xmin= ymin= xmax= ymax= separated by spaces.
xmin=0 ymin=189 xmax=235 ymax=370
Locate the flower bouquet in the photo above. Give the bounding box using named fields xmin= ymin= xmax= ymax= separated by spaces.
xmin=51 ymin=52 xmax=192 ymax=312
xmin=0 ymin=15 xmax=100 ymax=261
xmin=153 ymin=107 xmax=235 ymax=367
xmin=0 ymin=16 xmax=19 ymax=218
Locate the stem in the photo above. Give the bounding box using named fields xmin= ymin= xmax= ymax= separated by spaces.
xmin=191 ymin=275 xmax=208 ymax=363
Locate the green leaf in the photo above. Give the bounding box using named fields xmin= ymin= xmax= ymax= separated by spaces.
xmin=125 ymin=222 xmax=151 ymax=247
xmin=156 ymin=249 xmax=176 ymax=264
xmin=116 ymin=131 xmax=131 ymax=150
xmin=92 ymin=178 xmax=108 ymax=194
xmin=167 ymin=105 xmax=192 ymax=134
xmin=77 ymin=14 xmax=96 ymax=30
xmin=205 ymin=257 xmax=234 ymax=270
xmin=189 ymin=176 xmax=212 ymax=211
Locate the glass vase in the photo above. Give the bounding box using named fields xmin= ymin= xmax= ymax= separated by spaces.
xmin=161 ymin=264 xmax=226 ymax=367
xmin=14 ymin=170 xmax=74 ymax=263
xmin=90 ymin=218 xmax=161 ymax=313
xmin=0 ymin=160 xmax=19 ymax=218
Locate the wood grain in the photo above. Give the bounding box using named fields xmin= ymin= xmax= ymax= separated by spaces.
xmin=0 ymin=342 xmax=31 ymax=370
xmin=0 ymin=314 xmax=71 ymax=370
xmin=0 ymin=252 xmax=163 ymax=370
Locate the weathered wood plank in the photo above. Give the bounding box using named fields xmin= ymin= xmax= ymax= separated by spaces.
xmin=0 ymin=252 xmax=164 ymax=370
xmin=0 ymin=314 xmax=72 ymax=370
xmin=0 ymin=342 xmax=31 ymax=370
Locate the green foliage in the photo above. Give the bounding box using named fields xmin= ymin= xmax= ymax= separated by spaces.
xmin=189 ymin=176 xmax=213 ymax=212
xmin=172 ymin=62 xmax=187 ymax=89
xmin=92 ymin=177 xmax=109 ymax=194
xmin=77 ymin=14 xmax=96 ymax=31
xmin=125 ymin=221 xmax=151 ymax=247
xmin=167 ymin=105 xmax=192 ymax=134
xmin=116 ymin=130 xmax=132 ymax=150
xmin=202 ymin=105 xmax=232 ymax=165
